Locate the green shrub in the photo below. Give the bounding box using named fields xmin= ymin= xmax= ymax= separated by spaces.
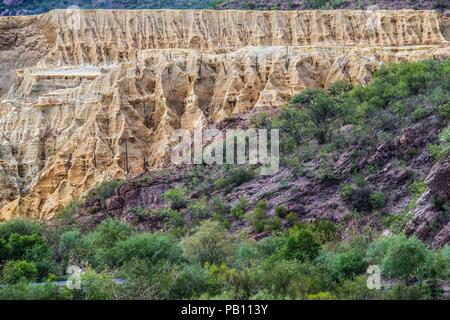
xmin=366 ymin=235 xmax=432 ymax=281
xmin=188 ymin=197 xmax=210 ymax=219
xmin=428 ymin=143 xmax=450 ymax=161
xmin=336 ymin=249 xmax=367 ymax=279
xmin=183 ymin=220 xmax=234 ymax=265
xmin=0 ymin=219 xmax=42 ymax=239
xmin=275 ymin=206 xmax=288 ymax=219
xmin=437 ymin=102 xmax=450 ymax=118
xmin=0 ymin=283 xmax=72 ymax=300
xmin=163 ymin=187 xmax=187 ymax=210
xmin=231 ymin=198 xmax=248 ymax=220
xmin=285 ymin=212 xmax=299 ymax=227
xmin=307 ymin=220 xmax=339 ymax=244
xmin=86 ymin=218 xmax=134 ymax=250
xmin=307 ymin=292 xmax=336 ymax=300
xmin=327 ymin=80 xmax=353 ymax=96
xmin=250 ymin=112 xmax=272 ymax=129
xmin=2 ymin=260 xmax=38 ymax=284
xmin=265 ymin=216 xmax=282 ymax=232
xmin=77 ymin=270 xmax=118 ymax=300
xmin=170 ymin=264 xmax=212 ymax=299
xmin=58 ymin=230 xmax=85 ymax=269
xmin=215 ymin=167 xmax=254 ymax=192
xmin=210 ymin=196 xmax=230 ymax=217
xmin=252 ymin=200 xmax=269 ymax=233
xmin=411 ymin=107 xmax=430 ymax=121
xmin=284 ymin=228 xmax=321 ymax=262
xmin=117 ymin=259 xmax=174 ymax=300
xmin=370 ymin=192 xmax=387 ymax=210
xmin=282 ymin=89 xmax=338 ymax=144
xmin=346 ymin=186 xmax=373 ymax=212
xmin=110 ymin=233 xmax=182 ymax=267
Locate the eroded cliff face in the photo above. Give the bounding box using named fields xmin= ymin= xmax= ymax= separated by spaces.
xmin=0 ymin=9 xmax=449 ymax=219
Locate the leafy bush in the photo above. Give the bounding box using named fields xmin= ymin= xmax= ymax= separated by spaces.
xmin=0 ymin=219 xmax=42 ymax=239
xmin=231 ymin=197 xmax=248 ymax=220
xmin=438 ymin=102 xmax=450 ymax=118
xmin=214 ymin=167 xmax=254 ymax=192
xmin=284 ymin=228 xmax=321 ymax=262
xmin=77 ymin=270 xmax=118 ymax=300
xmin=170 ymin=264 xmax=212 ymax=299
xmin=250 ymin=112 xmax=272 ymax=129
xmin=327 ymin=80 xmax=353 ymax=97
xmin=109 ymin=233 xmax=182 ymax=267
xmin=252 ymin=200 xmax=269 ymax=233
xmin=163 ymin=187 xmax=187 ymax=209
xmin=58 ymin=230 xmax=85 ymax=269
xmin=305 ymin=220 xmax=339 ymax=244
xmin=86 ymin=218 xmax=134 ymax=251
xmin=285 ymin=212 xmax=300 ymax=227
xmin=366 ymin=235 xmax=432 ymax=281
xmin=275 ymin=206 xmax=288 ymax=219
xmin=370 ymin=192 xmax=387 ymax=210
xmin=85 ymin=180 xmax=124 ymax=202
xmin=336 ymin=249 xmax=367 ymax=279
xmin=188 ymin=197 xmax=210 ymax=219
xmin=183 ymin=221 xmax=234 ymax=265
xmin=411 ymin=107 xmax=430 ymax=121
xmin=278 ymin=89 xmax=338 ymax=144
xmin=2 ymin=260 xmax=38 ymax=284
xmin=0 ymin=283 xmax=72 ymax=300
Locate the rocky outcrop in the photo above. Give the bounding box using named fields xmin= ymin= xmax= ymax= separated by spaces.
xmin=406 ymin=153 xmax=450 ymax=247
xmin=0 ymin=9 xmax=449 ymax=219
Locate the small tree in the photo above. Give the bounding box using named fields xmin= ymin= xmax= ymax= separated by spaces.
xmin=284 ymin=228 xmax=321 ymax=262
xmin=381 ymin=236 xmax=431 ymax=281
xmin=183 ymin=220 xmax=234 ymax=265
xmin=279 ymin=89 xmax=338 ymax=144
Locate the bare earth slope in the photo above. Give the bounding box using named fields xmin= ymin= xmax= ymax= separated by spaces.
xmin=0 ymin=9 xmax=449 ymax=219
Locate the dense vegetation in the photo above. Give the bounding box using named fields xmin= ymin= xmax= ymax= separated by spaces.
xmin=1 ymin=0 xmax=447 ymax=16
xmin=0 ymin=58 xmax=448 ymax=299
xmin=0 ymin=0 xmax=219 ymax=16
xmin=217 ymin=0 xmax=446 ymax=10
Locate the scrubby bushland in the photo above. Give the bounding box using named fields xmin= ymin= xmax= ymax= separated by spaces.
xmin=1 ymin=58 xmax=449 ymax=300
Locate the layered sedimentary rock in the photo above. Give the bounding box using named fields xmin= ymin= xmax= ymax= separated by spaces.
xmin=0 ymin=9 xmax=449 ymax=219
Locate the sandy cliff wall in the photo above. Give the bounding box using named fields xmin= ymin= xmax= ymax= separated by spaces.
xmin=0 ymin=9 xmax=449 ymax=219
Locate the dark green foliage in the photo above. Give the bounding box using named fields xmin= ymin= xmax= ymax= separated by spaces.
xmin=214 ymin=167 xmax=254 ymax=192
xmin=109 ymin=233 xmax=182 ymax=267
xmin=231 ymin=197 xmax=248 ymax=220
xmin=277 ymin=88 xmax=338 ymax=144
xmin=366 ymin=235 xmax=432 ymax=281
xmin=170 ymin=264 xmax=212 ymax=299
xmin=0 ymin=219 xmax=42 ymax=239
xmin=163 ymin=187 xmax=188 ymax=210
xmin=284 ymin=228 xmax=321 ymax=262
xmin=0 ymin=283 xmax=72 ymax=300
xmin=2 ymin=260 xmax=37 ymax=284
xmin=0 ymin=0 xmax=215 ymax=16
xmin=251 ymin=200 xmax=269 ymax=233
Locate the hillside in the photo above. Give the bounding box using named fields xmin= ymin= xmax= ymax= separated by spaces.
xmin=217 ymin=0 xmax=448 ymax=11
xmin=2 ymin=0 xmax=449 ymax=16
xmin=0 ymin=58 xmax=449 ymax=300
xmin=0 ymin=9 xmax=449 ymax=220
xmin=0 ymin=8 xmax=449 ymax=300
xmin=0 ymin=0 xmax=217 ymax=16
